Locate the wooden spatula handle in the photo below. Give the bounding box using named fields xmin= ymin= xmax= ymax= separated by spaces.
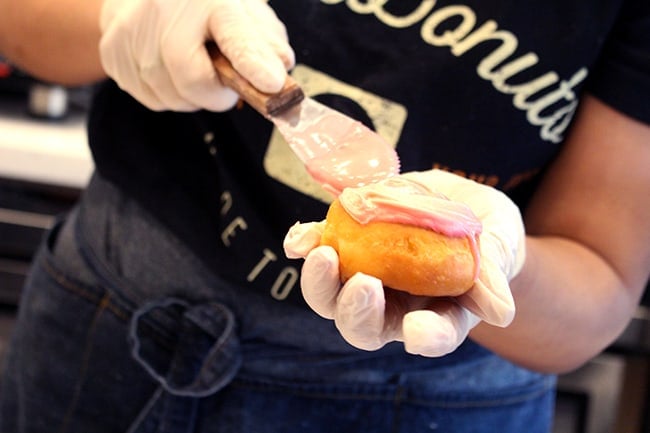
xmin=206 ymin=42 xmax=303 ymax=117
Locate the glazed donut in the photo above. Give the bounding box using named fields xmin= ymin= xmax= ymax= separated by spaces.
xmin=320 ymin=177 xmax=482 ymax=297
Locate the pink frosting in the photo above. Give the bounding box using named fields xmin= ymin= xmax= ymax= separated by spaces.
xmin=303 ymin=120 xmax=400 ymax=195
xmin=338 ymin=177 xmax=483 ymax=280
xmin=273 ymin=101 xmax=400 ymax=196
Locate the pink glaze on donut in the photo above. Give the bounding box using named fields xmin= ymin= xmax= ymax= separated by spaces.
xmin=338 ymin=177 xmax=483 ymax=281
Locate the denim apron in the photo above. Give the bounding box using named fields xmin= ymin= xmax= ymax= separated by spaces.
xmin=0 ymin=174 xmax=556 ymax=433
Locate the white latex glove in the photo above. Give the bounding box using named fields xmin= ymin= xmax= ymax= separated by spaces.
xmin=99 ymin=0 xmax=295 ymax=111
xmin=284 ymin=170 xmax=525 ymax=357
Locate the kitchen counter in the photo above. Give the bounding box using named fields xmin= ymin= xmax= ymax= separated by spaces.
xmin=0 ymin=94 xmax=91 ymax=305
xmin=0 ymin=96 xmax=93 ymax=188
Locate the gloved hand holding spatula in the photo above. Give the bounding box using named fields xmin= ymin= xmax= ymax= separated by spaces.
xmin=99 ymin=0 xmax=295 ymax=111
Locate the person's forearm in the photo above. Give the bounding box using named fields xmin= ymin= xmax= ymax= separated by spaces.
xmin=470 ymin=95 xmax=650 ymax=374
xmin=470 ymin=235 xmax=641 ymax=373
xmin=0 ymin=0 xmax=105 ymax=85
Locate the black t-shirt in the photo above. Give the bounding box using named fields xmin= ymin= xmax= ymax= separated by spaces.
xmin=88 ymin=0 xmax=650 ymax=305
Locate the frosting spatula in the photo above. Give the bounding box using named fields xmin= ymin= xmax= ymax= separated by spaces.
xmin=207 ymin=42 xmax=400 ymax=196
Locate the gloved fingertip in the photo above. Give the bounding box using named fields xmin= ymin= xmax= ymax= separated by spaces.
xmin=338 ymin=273 xmax=383 ymax=307
xmin=403 ymin=310 xmax=462 ymax=357
xmin=230 ymin=45 xmax=288 ymax=93
xmin=304 ymin=245 xmax=338 ymax=272
xmin=259 ymin=70 xmax=289 ymax=94
xmin=334 ymin=274 xmax=388 ymax=351
xmin=268 ymin=38 xmax=296 ymax=71
xmin=338 ymin=334 xmax=387 ymax=352
xmin=301 ymin=246 xmax=341 ymax=319
xmin=283 ymin=222 xmax=324 ymax=259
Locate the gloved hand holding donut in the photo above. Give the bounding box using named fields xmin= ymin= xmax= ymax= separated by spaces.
xmin=99 ymin=0 xmax=295 ymax=111
xmin=284 ymin=170 xmax=525 ymax=357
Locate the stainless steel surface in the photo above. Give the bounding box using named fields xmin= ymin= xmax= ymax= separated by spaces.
xmin=0 ymin=90 xmax=93 ymax=188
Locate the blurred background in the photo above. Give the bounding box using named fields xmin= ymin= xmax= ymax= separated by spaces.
xmin=0 ymin=57 xmax=647 ymax=433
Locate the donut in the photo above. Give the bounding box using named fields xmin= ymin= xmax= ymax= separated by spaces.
xmin=320 ymin=177 xmax=482 ymax=297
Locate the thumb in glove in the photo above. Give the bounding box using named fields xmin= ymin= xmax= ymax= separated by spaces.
xmin=401 ymin=170 xmax=524 ymax=328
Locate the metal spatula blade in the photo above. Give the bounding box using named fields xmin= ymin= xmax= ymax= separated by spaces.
xmin=271 ymin=97 xmax=400 ymax=195
xmin=207 ymin=43 xmax=401 ymax=195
